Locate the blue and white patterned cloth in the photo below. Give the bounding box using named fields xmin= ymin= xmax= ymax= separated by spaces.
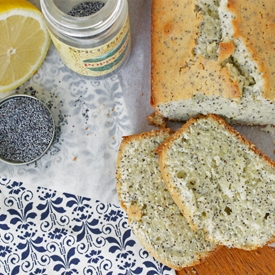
xmin=0 ymin=178 xmax=174 ymax=275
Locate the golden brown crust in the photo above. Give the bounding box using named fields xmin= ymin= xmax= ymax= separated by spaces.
xmin=151 ymin=0 xmax=275 ymax=117
xmin=151 ymin=0 xmax=200 ymax=106
xmin=127 ymin=204 xmax=142 ymax=222
xmin=151 ymin=0 xmax=243 ymax=109
xmin=228 ymin=0 xmax=275 ymax=100
xmin=147 ymin=111 xmax=167 ymax=128
xmin=218 ymin=41 xmax=235 ymax=62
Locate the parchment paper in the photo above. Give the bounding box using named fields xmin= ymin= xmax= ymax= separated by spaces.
xmin=1 ymin=0 xmax=275 ymax=208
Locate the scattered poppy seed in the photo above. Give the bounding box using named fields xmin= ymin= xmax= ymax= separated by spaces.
xmin=0 ymin=96 xmax=55 ymax=164
xmin=67 ymin=1 xmax=105 ymax=17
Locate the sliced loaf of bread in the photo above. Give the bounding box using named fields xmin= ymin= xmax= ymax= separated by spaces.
xmin=116 ymin=129 xmax=217 ymax=270
xmin=151 ymin=0 xmax=275 ymax=125
xmin=158 ymin=114 xmax=275 ymax=250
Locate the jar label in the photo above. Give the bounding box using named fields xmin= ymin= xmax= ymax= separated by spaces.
xmin=49 ymin=16 xmax=131 ymax=77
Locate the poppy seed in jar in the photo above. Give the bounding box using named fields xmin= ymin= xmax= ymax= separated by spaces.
xmin=67 ymin=1 xmax=105 ymax=17
xmin=0 ymin=96 xmax=55 ymax=164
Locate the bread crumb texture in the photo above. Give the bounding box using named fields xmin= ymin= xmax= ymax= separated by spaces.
xmin=147 ymin=112 xmax=167 ymax=128
xmin=116 ymin=129 xmax=216 ymax=270
xmin=159 ymin=114 xmax=275 ymax=250
xmin=151 ymin=0 xmax=275 ymax=125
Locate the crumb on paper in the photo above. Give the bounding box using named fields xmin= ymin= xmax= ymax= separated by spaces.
xmin=73 ymin=156 xmax=77 ymax=161
xmin=147 ymin=112 xmax=167 ymax=128
xmin=261 ymin=125 xmax=275 ymax=135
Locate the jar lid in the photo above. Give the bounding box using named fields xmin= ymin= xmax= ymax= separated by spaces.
xmin=41 ymin=0 xmax=123 ymax=37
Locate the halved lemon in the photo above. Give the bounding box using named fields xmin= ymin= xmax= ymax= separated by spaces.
xmin=0 ymin=0 xmax=51 ymax=93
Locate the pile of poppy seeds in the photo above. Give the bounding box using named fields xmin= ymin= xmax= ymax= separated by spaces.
xmin=0 ymin=96 xmax=55 ymax=164
xmin=67 ymin=1 xmax=105 ymax=17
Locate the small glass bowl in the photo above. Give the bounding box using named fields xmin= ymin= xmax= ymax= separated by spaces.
xmin=0 ymin=94 xmax=55 ymax=165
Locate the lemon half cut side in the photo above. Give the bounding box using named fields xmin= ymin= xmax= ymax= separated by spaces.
xmin=0 ymin=0 xmax=51 ymax=93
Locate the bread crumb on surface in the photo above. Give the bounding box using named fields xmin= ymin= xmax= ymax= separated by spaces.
xmin=147 ymin=112 xmax=167 ymax=128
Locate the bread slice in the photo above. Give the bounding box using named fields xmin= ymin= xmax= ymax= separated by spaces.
xmin=158 ymin=114 xmax=275 ymax=250
xmin=116 ymin=129 xmax=217 ymax=270
xmin=151 ymin=0 xmax=275 ymax=125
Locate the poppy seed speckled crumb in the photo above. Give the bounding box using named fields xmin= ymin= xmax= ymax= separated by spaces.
xmin=158 ymin=114 xmax=275 ymax=249
xmin=116 ymin=129 xmax=217 ymax=270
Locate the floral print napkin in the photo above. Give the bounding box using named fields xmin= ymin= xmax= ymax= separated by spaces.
xmin=0 ymin=177 xmax=174 ymax=275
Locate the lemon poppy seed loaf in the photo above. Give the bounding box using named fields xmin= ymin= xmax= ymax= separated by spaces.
xmin=158 ymin=114 xmax=275 ymax=250
xmin=151 ymin=0 xmax=275 ymax=125
xmin=116 ymin=129 xmax=217 ymax=270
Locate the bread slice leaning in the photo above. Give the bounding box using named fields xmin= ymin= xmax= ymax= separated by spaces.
xmin=158 ymin=114 xmax=275 ymax=250
xmin=116 ymin=129 xmax=217 ymax=270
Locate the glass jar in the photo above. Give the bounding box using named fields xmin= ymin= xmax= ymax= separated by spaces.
xmin=40 ymin=0 xmax=131 ymax=78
